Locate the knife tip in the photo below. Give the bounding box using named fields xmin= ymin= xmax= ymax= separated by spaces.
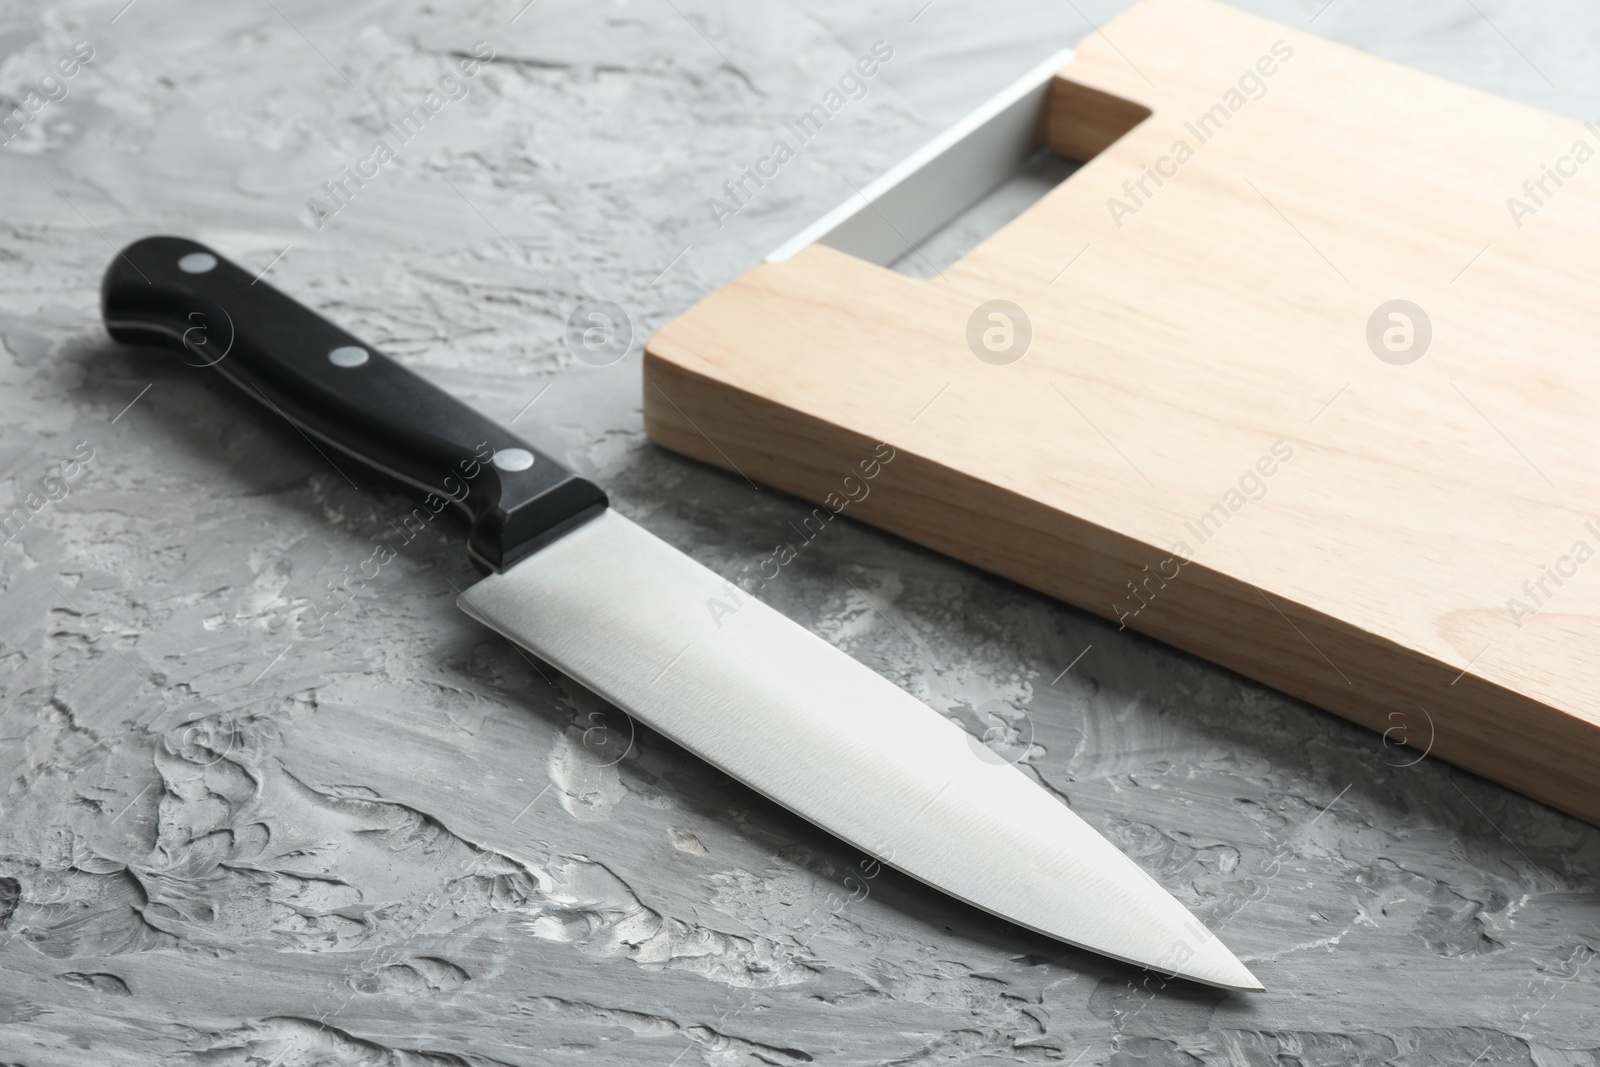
xmin=1180 ymin=941 xmax=1264 ymax=992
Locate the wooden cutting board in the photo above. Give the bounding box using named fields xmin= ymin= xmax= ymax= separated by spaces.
xmin=643 ymin=0 xmax=1600 ymax=825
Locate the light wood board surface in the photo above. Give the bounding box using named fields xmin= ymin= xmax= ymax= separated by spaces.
xmin=645 ymin=0 xmax=1600 ymax=825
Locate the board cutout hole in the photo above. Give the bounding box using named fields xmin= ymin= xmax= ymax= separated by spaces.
xmin=888 ymin=148 xmax=1080 ymax=279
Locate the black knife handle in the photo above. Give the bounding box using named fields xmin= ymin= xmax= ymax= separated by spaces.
xmin=101 ymin=236 xmax=607 ymax=573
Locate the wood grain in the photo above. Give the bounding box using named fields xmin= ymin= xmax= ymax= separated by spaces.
xmin=644 ymin=0 xmax=1600 ymax=824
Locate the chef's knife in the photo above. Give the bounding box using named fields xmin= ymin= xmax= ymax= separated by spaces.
xmin=101 ymin=236 xmax=1261 ymax=991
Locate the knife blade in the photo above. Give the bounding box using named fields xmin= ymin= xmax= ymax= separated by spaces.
xmin=101 ymin=236 xmax=1262 ymax=991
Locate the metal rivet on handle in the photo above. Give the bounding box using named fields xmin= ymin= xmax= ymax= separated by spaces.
xmin=492 ymin=448 xmax=535 ymax=472
xmin=177 ymin=252 xmax=217 ymax=274
xmin=328 ymin=345 xmax=369 ymax=368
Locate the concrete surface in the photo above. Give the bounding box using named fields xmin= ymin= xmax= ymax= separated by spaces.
xmin=3 ymin=0 xmax=1600 ymax=1064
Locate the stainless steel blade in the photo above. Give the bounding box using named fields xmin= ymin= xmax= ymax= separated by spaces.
xmin=458 ymin=509 xmax=1262 ymax=990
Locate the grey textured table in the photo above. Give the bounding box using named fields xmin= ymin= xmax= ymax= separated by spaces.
xmin=3 ymin=1 xmax=1600 ymax=1064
